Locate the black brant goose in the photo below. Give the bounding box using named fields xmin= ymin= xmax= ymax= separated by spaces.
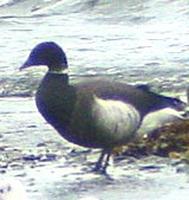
xmin=20 ymin=42 xmax=186 ymax=173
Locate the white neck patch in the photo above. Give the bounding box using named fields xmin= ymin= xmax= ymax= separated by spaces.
xmin=48 ymin=68 xmax=69 ymax=74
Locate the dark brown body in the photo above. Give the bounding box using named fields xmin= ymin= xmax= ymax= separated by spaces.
xmin=36 ymin=72 xmax=184 ymax=149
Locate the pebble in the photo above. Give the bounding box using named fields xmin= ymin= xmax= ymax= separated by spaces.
xmin=40 ymin=154 xmax=57 ymax=162
xmin=22 ymin=155 xmax=41 ymax=161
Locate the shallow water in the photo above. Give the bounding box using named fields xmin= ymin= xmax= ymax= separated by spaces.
xmin=1 ymin=0 xmax=189 ymax=199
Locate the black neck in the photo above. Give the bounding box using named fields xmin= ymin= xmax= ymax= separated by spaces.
xmin=45 ymin=72 xmax=69 ymax=85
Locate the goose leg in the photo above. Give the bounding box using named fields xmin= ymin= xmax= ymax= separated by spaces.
xmin=101 ymin=150 xmax=112 ymax=174
xmin=93 ymin=149 xmax=106 ymax=172
xmin=93 ymin=149 xmax=112 ymax=174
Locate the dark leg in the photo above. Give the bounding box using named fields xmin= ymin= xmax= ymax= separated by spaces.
xmin=93 ymin=149 xmax=112 ymax=174
xmin=93 ymin=149 xmax=106 ymax=172
xmin=101 ymin=150 xmax=112 ymax=174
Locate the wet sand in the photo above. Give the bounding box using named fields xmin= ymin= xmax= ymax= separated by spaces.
xmin=1 ymin=97 xmax=189 ymax=200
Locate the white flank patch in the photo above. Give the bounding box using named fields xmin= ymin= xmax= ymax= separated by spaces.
xmin=0 ymin=178 xmax=27 ymax=200
xmin=92 ymin=96 xmax=141 ymax=143
xmin=138 ymin=108 xmax=186 ymax=137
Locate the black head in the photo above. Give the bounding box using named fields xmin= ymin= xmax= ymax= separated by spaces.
xmin=20 ymin=42 xmax=68 ymax=72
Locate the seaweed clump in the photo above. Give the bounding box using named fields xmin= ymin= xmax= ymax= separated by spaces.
xmin=114 ymin=120 xmax=189 ymax=162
